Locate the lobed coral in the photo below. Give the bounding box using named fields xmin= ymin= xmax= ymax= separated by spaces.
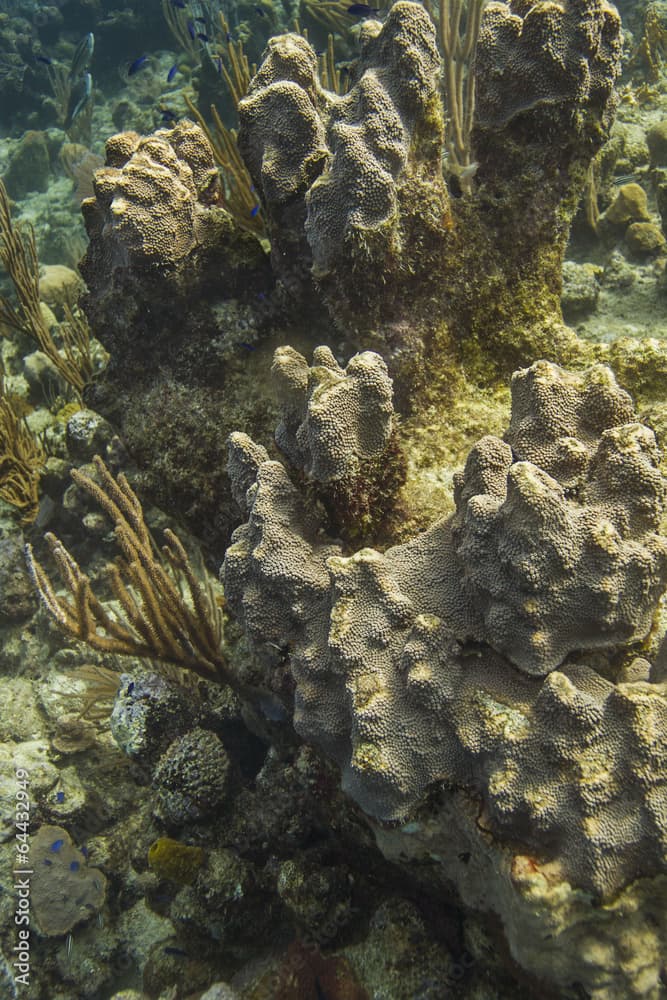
xmin=271 ymin=345 xmax=394 ymax=482
xmin=81 ymin=120 xmax=221 ymax=271
xmin=224 ymin=352 xmax=667 ymax=899
xmin=223 ymin=349 xmax=667 ymax=996
xmin=453 ymin=362 xmax=667 ymax=674
xmin=238 ymin=2 xmax=448 ymax=327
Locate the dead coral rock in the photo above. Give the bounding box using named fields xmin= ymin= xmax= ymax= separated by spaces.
xmin=625 ymin=220 xmax=666 ymax=256
xmin=600 ymin=181 xmax=651 ymax=228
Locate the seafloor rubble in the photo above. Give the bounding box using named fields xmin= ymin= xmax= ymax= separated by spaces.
xmin=1 ymin=0 xmax=667 ymax=998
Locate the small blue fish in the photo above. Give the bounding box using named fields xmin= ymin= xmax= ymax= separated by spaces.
xmin=55 ymin=790 xmax=65 ymax=803
xmin=81 ymin=845 xmax=89 ymax=858
xmin=167 ymin=64 xmax=178 ymax=82
xmin=126 ymin=681 xmax=134 ymax=695
xmin=214 ymin=57 xmax=223 ymax=73
xmin=197 ymin=32 xmax=209 ymax=42
xmin=69 ymin=860 xmax=80 ymax=872
xmin=170 ymin=0 xmax=187 ymax=6
xmin=164 ymin=946 xmax=189 ymax=957
xmin=50 ymin=839 xmax=65 ymax=853
xmin=128 ymin=55 xmax=148 ymax=76
xmin=187 ymin=20 xmax=196 ymax=39
xmin=226 ymin=31 xmax=233 ymax=42
xmin=194 ymin=16 xmax=207 ymax=24
xmin=35 ymin=54 xmax=53 ymax=66
xmin=250 ymin=203 xmax=260 ymax=217
xmin=236 ymin=342 xmax=257 ymax=352
xmin=347 ymin=3 xmax=379 ymax=13
xmin=254 ymin=5 xmax=266 ymax=14
xmin=160 ymin=108 xmax=178 ymax=122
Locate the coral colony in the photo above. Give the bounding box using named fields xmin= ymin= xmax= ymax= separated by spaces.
xmin=1 ymin=0 xmax=667 ymax=997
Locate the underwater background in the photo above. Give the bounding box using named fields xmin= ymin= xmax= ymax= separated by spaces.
xmin=1 ymin=0 xmax=667 ymax=997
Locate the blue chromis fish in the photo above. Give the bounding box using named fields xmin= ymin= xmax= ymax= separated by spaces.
xmin=69 ymin=32 xmax=94 ymax=80
xmin=347 ymin=3 xmax=379 ymax=13
xmin=250 ymin=204 xmax=260 ymax=217
xmin=35 ymin=54 xmax=53 ymax=66
xmin=50 ymin=839 xmax=65 ymax=853
xmin=64 ymin=71 xmax=92 ymax=128
xmin=167 ymin=63 xmax=178 ymax=82
xmin=170 ymin=0 xmax=186 ymax=6
xmin=128 ymin=55 xmax=148 ymax=76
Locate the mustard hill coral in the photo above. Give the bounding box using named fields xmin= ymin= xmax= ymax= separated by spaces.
xmin=223 ymin=354 xmax=667 ymax=899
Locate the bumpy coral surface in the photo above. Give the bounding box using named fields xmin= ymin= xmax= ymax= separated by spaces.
xmin=272 ymin=345 xmax=394 ymax=481
xmin=82 ymin=120 xmax=220 ymax=269
xmin=475 ymin=0 xmax=622 ymax=135
xmin=453 ymin=362 xmax=667 ymax=674
xmin=238 ymin=1 xmax=447 ymax=320
xmin=224 ymin=354 xmax=667 ymax=902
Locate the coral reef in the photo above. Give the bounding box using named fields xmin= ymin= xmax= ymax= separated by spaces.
xmin=239 ymin=2 xmax=444 ymax=299
xmin=237 ymin=1 xmax=448 ymax=332
xmin=5 ymin=0 xmax=667 ymax=997
xmin=224 ymin=351 xmax=667 ymax=993
xmin=70 ymin=0 xmax=626 ymax=550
